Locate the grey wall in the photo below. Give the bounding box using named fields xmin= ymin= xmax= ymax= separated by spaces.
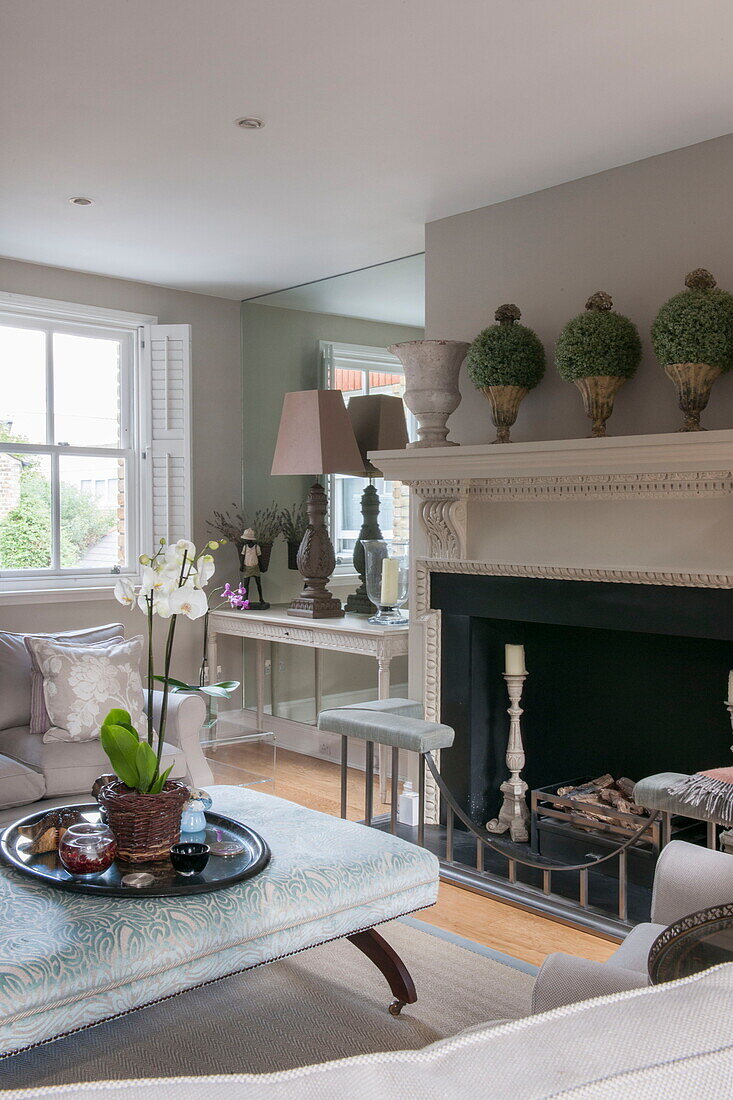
xmin=240 ymin=302 xmax=422 ymax=711
xmin=0 ymin=256 xmax=243 ymax=687
xmin=426 ymin=133 xmax=733 ymax=444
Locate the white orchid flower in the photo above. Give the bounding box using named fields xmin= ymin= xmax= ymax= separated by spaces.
xmin=194 ymin=554 xmax=215 ymax=588
xmin=164 ymin=539 xmax=197 ymax=567
xmin=138 ymin=587 xmax=173 ymax=618
xmin=140 ymin=564 xmax=178 ymax=598
xmin=114 ymin=577 xmax=136 ymax=607
xmin=169 ymin=584 xmax=208 ymax=620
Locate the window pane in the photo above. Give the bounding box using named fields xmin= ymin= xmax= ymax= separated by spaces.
xmin=0 ymin=326 xmax=47 ymax=444
xmin=59 ymin=455 xmax=125 ymax=569
xmin=53 ymin=333 xmax=121 ymax=446
xmin=0 ymin=452 xmax=52 ymax=569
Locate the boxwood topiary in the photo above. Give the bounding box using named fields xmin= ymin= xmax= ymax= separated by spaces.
xmin=555 ymin=292 xmax=641 ymax=382
xmin=466 ymin=304 xmax=545 ymax=389
xmin=651 ymin=269 xmax=733 ymax=371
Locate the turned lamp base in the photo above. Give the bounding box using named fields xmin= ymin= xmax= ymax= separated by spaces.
xmin=288 ymin=482 xmax=344 ymax=619
xmin=345 ymin=483 xmax=381 ymax=616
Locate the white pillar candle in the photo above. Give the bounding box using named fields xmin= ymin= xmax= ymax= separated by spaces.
xmin=505 ymin=644 xmax=526 ymax=676
xmin=380 ymin=557 xmax=399 ymax=606
xmin=728 ymin=670 xmax=733 ymax=702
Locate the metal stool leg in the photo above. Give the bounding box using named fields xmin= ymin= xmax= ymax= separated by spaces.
xmin=365 ymin=741 xmax=374 ymax=826
xmin=340 ymin=735 xmax=348 ymax=819
xmin=417 ymin=753 xmax=425 ymax=847
xmin=390 ymin=746 xmax=399 ymax=833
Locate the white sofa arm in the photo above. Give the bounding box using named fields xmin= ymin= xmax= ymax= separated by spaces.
xmin=532 ymin=953 xmax=648 ymax=1014
xmin=148 ymin=690 xmax=213 ymax=788
xmin=651 ymin=840 xmax=733 ymax=926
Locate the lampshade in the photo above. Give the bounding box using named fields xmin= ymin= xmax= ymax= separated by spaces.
xmin=346 ymin=394 xmax=409 ymax=476
xmin=270 ymin=390 xmax=366 ymax=477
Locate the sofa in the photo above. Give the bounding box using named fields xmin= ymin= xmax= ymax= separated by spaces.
xmin=4 ymin=963 xmax=732 ymax=1098
xmin=0 ymin=625 xmax=212 ymax=824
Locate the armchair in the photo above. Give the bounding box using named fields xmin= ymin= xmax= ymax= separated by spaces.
xmin=532 ymin=840 xmax=733 ymax=1013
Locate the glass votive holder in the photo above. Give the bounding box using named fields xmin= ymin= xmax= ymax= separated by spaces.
xmin=361 ymin=539 xmax=409 ymax=626
xmin=58 ymin=822 xmax=117 ymax=878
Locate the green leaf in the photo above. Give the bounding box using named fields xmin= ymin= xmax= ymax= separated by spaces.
xmin=152 ymin=675 xmax=190 ymax=690
xmin=149 ymin=762 xmax=174 ymax=794
xmin=100 ymin=724 xmax=140 ymax=788
xmin=135 ymin=741 xmax=158 ymax=793
xmin=212 ymin=681 xmax=240 ymax=692
xmin=103 ymin=707 xmax=133 ymax=729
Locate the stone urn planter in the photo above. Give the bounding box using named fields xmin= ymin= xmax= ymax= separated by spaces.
xmin=556 ymin=292 xmax=641 ymax=438
xmin=466 ymin=305 xmax=545 ymax=443
xmin=574 ymin=375 xmax=628 ymax=438
xmin=652 ymin=270 xmax=733 ymax=431
xmin=388 ymin=340 xmax=469 ymax=448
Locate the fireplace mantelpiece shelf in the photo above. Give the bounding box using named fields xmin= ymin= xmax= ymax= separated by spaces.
xmin=369 ymin=429 xmax=733 ymax=930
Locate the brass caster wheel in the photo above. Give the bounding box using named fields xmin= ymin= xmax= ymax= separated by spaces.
xmin=388 ymin=999 xmax=405 ymax=1016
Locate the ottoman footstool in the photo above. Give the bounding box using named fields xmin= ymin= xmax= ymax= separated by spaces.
xmin=0 ymin=785 xmax=439 ymax=1056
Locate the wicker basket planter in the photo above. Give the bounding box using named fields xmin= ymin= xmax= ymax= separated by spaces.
xmin=99 ymin=780 xmax=189 ymax=863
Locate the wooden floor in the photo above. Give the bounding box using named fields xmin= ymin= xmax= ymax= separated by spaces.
xmin=206 ymin=740 xmax=618 ymax=968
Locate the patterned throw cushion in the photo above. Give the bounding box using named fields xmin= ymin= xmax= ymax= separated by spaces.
xmin=25 ymin=636 xmax=147 ymax=744
xmin=27 ymin=634 xmax=124 ymax=735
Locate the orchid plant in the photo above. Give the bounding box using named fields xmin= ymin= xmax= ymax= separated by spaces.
xmin=103 ymin=537 xmax=227 ymax=794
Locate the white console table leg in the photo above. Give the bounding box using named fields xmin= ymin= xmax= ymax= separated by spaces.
xmin=377 ymin=656 xmax=391 ymax=803
xmin=206 ymin=628 xmax=219 ymax=749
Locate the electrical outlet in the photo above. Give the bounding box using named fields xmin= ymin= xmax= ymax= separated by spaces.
xmin=318 ymin=739 xmax=333 ymax=757
xmin=264 ymin=659 xmax=272 ymax=676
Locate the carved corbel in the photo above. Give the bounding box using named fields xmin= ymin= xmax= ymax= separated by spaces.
xmin=419 ymin=498 xmax=467 ymax=561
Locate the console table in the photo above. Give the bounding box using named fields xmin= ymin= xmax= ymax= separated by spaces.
xmin=206 ymin=607 xmax=410 ymax=797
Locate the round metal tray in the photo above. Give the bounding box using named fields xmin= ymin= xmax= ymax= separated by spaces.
xmin=0 ymin=805 xmax=270 ymax=897
xmin=648 ymin=902 xmax=733 ymax=984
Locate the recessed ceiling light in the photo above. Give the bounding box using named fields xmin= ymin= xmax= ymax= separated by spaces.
xmin=69 ymin=196 xmax=94 ymax=206
xmin=234 ymin=116 xmax=265 ymax=130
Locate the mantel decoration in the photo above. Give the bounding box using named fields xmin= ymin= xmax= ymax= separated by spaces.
xmin=104 ymin=538 xmax=223 ymax=862
xmin=465 ymin=304 xmax=545 ymax=443
xmin=651 ymin=269 xmax=733 ymax=431
xmin=271 ymin=389 xmax=364 ymax=618
xmin=344 ymin=394 xmax=409 ymax=614
xmin=388 ymin=340 xmax=469 ymax=448
xmin=555 ymin=291 xmax=641 ymax=437
xmin=486 ymin=644 xmax=530 ymax=843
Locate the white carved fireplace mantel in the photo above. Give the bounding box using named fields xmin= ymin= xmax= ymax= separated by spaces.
xmin=371 ymin=429 xmax=733 ymax=820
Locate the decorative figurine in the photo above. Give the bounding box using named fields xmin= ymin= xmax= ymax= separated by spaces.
xmin=240 ymin=528 xmax=270 ymax=609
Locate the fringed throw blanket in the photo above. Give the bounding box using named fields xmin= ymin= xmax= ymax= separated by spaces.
xmin=668 ymin=767 xmax=733 ymax=825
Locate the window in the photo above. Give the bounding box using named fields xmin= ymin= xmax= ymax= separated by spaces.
xmin=322 ymin=342 xmax=413 ymax=569
xmin=0 ymin=294 xmax=191 ymax=595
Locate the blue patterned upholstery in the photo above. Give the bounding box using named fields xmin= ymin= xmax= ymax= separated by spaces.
xmin=0 ymin=785 xmax=438 ymax=1056
xmin=318 ymin=699 xmax=454 ymax=753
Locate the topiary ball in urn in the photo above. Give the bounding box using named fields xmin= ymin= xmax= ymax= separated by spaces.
xmin=651 ymin=269 xmax=733 ymax=431
xmin=555 ymin=291 xmax=641 ymax=438
xmin=465 ymin=304 xmax=545 ymax=443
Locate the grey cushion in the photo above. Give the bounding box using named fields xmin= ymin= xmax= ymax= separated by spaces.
xmin=608 ymin=921 xmax=666 ymax=972
xmin=634 ymin=771 xmax=733 ymax=825
xmin=318 ymin=702 xmax=454 ymax=753
xmin=0 ymin=624 xmax=124 ymax=732
xmin=0 ymin=752 xmax=45 ymax=810
xmin=0 ymin=725 xmax=186 ymax=798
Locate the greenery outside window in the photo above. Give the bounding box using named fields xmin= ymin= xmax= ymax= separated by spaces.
xmin=0 ymin=295 xmax=154 ymax=594
xmin=321 ymin=342 xmax=413 ymax=570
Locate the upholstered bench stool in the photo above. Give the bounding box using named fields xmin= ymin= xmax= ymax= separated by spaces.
xmin=634 ymin=773 xmax=726 ymax=849
xmin=317 ymin=699 xmax=455 ymax=842
xmin=0 ymin=784 xmax=439 ymax=1055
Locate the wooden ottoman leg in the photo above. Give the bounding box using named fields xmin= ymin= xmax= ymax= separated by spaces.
xmin=347 ymin=927 xmax=417 ymax=1016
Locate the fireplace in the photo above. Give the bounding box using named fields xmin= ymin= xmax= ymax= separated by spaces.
xmin=372 ymin=429 xmax=733 ymax=930
xmin=432 ymin=572 xmax=733 ymax=828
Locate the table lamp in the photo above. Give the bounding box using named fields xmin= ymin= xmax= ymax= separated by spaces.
xmin=343 ymin=394 xmax=409 ymax=614
xmin=271 ymin=390 xmax=365 ymax=618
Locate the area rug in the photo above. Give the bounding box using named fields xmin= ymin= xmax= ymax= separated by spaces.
xmin=0 ymin=917 xmax=536 ymax=1090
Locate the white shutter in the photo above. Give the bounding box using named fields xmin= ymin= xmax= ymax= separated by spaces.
xmin=140 ymin=323 xmax=192 ymax=548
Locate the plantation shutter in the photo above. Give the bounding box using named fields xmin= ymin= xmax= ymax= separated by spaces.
xmin=140 ymin=323 xmax=192 ymax=548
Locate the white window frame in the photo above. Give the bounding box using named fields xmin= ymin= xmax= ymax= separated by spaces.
xmin=0 ymin=292 xmax=156 ymax=600
xmin=321 ymin=340 xmax=412 ymax=575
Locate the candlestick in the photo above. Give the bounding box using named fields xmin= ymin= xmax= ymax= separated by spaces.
xmin=486 ymin=671 xmax=530 ymax=843
xmin=728 ymin=669 xmax=733 ymax=703
xmin=504 ymin=643 xmax=526 ymax=676
xmin=380 ymin=557 xmax=399 ymax=606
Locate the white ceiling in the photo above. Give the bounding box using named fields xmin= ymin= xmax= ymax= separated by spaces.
xmin=3 ymin=0 xmax=733 ymax=301
xmin=249 ymin=254 xmax=425 ymax=326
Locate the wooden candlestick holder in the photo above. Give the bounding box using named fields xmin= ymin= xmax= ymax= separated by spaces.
xmin=288 ymin=482 xmax=344 ymax=619
xmin=486 ymin=672 xmax=530 ymax=843
xmin=345 ymin=483 xmax=382 ymax=615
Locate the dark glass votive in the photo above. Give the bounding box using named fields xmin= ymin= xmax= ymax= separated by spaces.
xmin=169 ymin=841 xmax=210 ymax=876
